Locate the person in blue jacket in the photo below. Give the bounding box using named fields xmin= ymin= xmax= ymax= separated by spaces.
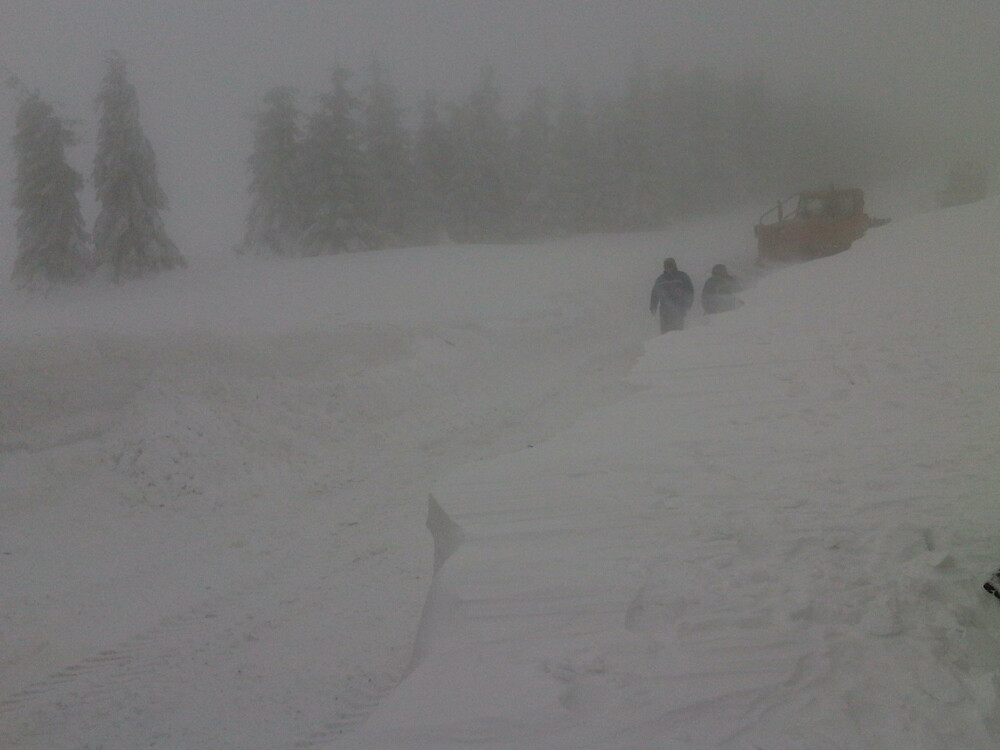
xmin=701 ymin=263 xmax=744 ymax=315
xmin=649 ymin=257 xmax=694 ymax=333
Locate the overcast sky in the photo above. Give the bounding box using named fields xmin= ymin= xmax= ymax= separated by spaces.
xmin=1 ymin=0 xmax=997 ymax=259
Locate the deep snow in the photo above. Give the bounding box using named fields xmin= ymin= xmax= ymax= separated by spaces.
xmin=2 ymin=187 xmax=999 ymax=749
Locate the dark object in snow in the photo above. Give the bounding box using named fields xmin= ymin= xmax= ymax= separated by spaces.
xmin=11 ymin=92 xmax=91 ymax=288
xmin=701 ymin=264 xmax=744 ymax=315
xmin=649 ymin=258 xmax=694 ymax=334
xmin=93 ymin=51 xmax=185 ymax=281
xmin=983 ymin=569 xmax=1000 ymax=601
xmin=754 ymin=187 xmax=885 ymax=264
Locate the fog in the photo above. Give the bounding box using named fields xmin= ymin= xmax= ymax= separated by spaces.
xmin=1 ymin=0 xmax=997 ymax=260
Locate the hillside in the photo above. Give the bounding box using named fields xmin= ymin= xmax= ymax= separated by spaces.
xmin=2 ymin=193 xmax=998 ymax=748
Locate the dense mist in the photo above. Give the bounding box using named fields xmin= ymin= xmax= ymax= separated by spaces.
xmin=1 ymin=1 xmax=996 ymax=261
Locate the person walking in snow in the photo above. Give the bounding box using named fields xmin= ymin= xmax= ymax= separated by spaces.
xmin=701 ymin=263 xmax=743 ymax=315
xmin=649 ymin=257 xmax=694 ymax=334
xmin=984 ymin=568 xmax=1000 ymax=600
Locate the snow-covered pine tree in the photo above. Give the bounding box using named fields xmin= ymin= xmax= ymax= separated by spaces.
xmin=299 ymin=67 xmax=371 ymax=253
xmin=238 ymin=85 xmax=305 ymax=255
xmin=92 ymin=51 xmax=185 ymax=280
xmin=11 ymin=91 xmax=91 ymax=288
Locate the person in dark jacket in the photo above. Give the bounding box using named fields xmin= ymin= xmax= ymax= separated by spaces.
xmin=701 ymin=263 xmax=743 ymax=315
xmin=984 ymin=568 xmax=1000 ymax=600
xmin=649 ymin=257 xmax=694 ymax=333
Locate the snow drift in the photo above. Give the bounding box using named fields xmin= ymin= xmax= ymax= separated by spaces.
xmin=347 ymin=198 xmax=1000 ymax=749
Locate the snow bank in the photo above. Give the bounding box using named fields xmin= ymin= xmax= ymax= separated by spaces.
xmin=347 ymin=198 xmax=1000 ymax=749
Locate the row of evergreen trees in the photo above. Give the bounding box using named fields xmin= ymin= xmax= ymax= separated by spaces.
xmin=239 ymin=58 xmax=891 ymax=255
xmin=9 ymin=52 xmax=183 ymax=288
xmin=9 ymin=52 xmax=892 ymax=286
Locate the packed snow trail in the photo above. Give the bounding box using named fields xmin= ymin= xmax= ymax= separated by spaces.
xmin=1 ymin=221 xmax=757 ymax=749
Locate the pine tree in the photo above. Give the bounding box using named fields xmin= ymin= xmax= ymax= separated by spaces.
xmin=449 ymin=65 xmax=511 ymax=242
xmin=547 ymin=85 xmax=595 ymax=235
xmin=728 ymin=73 xmax=781 ymax=200
xmin=361 ymin=57 xmax=415 ymax=248
xmin=509 ymin=86 xmax=554 ymax=238
xmin=93 ymin=51 xmax=184 ymax=280
xmin=412 ymin=92 xmax=457 ymax=243
xmin=11 ymin=91 xmax=91 ymax=288
xmin=682 ymin=68 xmax=738 ymax=211
xmin=299 ymin=67 xmax=371 ymax=253
xmin=596 ymin=56 xmax=671 ymax=231
xmin=238 ymin=85 xmax=305 ymax=255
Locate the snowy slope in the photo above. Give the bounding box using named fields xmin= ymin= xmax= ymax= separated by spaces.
xmin=345 ymin=199 xmax=1000 ymax=749
xmin=0 ymin=212 xmax=750 ymax=749
xmin=2 ymin=189 xmax=998 ymax=749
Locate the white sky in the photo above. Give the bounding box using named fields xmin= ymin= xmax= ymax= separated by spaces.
xmin=1 ymin=0 xmax=997 ymax=257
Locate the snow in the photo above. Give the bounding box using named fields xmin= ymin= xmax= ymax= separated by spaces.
xmin=2 ymin=189 xmax=999 ymax=749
